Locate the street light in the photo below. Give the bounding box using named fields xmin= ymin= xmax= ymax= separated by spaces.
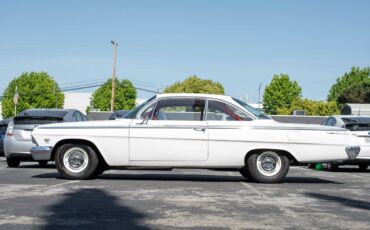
xmin=111 ymin=40 xmax=118 ymax=111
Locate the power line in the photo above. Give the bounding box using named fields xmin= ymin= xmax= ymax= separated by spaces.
xmin=0 ymin=82 xmax=159 ymax=99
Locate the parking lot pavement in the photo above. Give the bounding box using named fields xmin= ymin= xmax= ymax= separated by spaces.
xmin=0 ymin=157 xmax=369 ymax=230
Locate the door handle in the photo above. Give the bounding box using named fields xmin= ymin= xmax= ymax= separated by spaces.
xmin=194 ymin=127 xmax=206 ymax=131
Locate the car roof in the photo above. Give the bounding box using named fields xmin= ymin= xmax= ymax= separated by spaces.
xmin=16 ymin=109 xmax=79 ymax=118
xmin=156 ymin=93 xmax=233 ymax=101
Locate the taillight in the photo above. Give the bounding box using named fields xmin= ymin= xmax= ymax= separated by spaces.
xmin=6 ymin=120 xmax=14 ymax=136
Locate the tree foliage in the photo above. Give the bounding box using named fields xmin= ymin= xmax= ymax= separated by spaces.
xmin=337 ymin=82 xmax=370 ymax=104
xmin=1 ymin=72 xmax=64 ymax=118
xmin=163 ymin=75 xmax=224 ymax=94
xmin=91 ymin=78 xmax=137 ymax=111
xmin=277 ymin=98 xmax=339 ymax=116
xmin=263 ymin=74 xmax=302 ymax=115
xmin=327 ymin=66 xmax=370 ymax=102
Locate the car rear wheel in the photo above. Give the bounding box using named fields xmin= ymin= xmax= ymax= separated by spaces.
xmin=55 ymin=144 xmax=99 ymax=180
xmin=246 ymin=150 xmax=289 ymax=183
xmin=359 ymin=163 xmax=368 ymax=171
xmin=6 ymin=158 xmax=20 ymax=168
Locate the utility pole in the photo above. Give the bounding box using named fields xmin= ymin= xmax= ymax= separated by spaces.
xmin=258 ymin=82 xmax=262 ymax=109
xmin=13 ymin=86 xmax=19 ymax=116
xmin=111 ymin=40 xmax=118 ymax=111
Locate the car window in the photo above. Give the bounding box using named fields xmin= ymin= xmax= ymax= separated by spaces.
xmin=326 ymin=118 xmax=335 ymax=126
xmin=332 ymin=118 xmax=337 ymax=126
xmin=207 ymin=100 xmax=252 ymax=121
xmin=75 ymin=112 xmax=86 ymax=121
xmin=72 ymin=112 xmax=79 ymax=122
xmin=152 ymin=98 xmax=205 ymax=121
xmin=80 ymin=112 xmax=88 ymax=121
xmin=124 ymin=95 xmax=156 ymax=119
xmin=140 ymin=103 xmax=156 ymax=120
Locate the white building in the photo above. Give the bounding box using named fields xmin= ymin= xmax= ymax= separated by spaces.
xmin=64 ymin=93 xmax=92 ymax=114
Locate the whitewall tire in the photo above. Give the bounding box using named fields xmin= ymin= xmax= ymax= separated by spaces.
xmin=246 ymin=150 xmax=290 ymax=183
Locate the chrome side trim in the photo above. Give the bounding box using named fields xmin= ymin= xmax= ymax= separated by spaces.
xmin=130 ymin=136 xmax=344 ymax=146
xmin=38 ymin=126 xmax=128 ymax=129
xmin=251 ymin=126 xmax=346 ymax=132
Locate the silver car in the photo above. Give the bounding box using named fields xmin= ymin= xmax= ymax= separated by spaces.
xmin=321 ymin=115 xmax=370 ymax=171
xmin=4 ymin=109 xmax=87 ymax=167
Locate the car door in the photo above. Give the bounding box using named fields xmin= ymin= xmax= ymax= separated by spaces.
xmin=207 ymin=99 xmax=253 ymax=164
xmin=129 ymin=97 xmax=208 ymax=162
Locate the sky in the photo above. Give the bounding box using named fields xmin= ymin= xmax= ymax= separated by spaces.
xmin=0 ymin=0 xmax=369 ymax=101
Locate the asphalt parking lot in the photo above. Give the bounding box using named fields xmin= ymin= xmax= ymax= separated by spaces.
xmin=0 ymin=157 xmax=369 ymax=230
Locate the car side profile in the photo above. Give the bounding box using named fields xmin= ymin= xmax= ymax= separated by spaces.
xmin=31 ymin=94 xmax=361 ymax=183
xmin=4 ymin=109 xmax=88 ymax=167
xmin=321 ymin=115 xmax=370 ymax=171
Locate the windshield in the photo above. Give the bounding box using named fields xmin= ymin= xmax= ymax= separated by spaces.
xmin=123 ymin=95 xmax=156 ymax=119
xmin=232 ymin=98 xmax=270 ymax=119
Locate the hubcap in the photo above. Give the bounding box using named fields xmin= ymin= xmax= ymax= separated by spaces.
xmin=256 ymin=151 xmax=282 ymax=177
xmin=63 ymin=147 xmax=89 ymax=173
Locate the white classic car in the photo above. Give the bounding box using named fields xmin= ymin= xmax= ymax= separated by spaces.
xmin=31 ymin=93 xmax=361 ymax=183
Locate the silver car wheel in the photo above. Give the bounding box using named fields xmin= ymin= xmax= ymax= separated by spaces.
xmin=63 ymin=147 xmax=89 ymax=173
xmin=256 ymin=151 xmax=282 ymax=177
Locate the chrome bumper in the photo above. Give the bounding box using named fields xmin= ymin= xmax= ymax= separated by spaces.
xmin=31 ymin=146 xmax=52 ymax=161
xmin=345 ymin=146 xmax=361 ymax=160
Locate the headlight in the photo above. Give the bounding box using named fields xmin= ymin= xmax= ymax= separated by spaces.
xmin=345 ymin=146 xmax=360 ymax=159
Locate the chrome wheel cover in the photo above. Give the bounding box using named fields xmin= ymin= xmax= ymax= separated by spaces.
xmin=256 ymin=151 xmax=282 ymax=177
xmin=63 ymin=147 xmax=89 ymax=173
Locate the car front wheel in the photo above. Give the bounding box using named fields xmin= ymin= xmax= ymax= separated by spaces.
xmin=246 ymin=150 xmax=289 ymax=183
xmin=6 ymin=158 xmax=20 ymax=168
xmin=239 ymin=167 xmax=250 ymax=179
xmin=55 ymin=144 xmax=99 ymax=180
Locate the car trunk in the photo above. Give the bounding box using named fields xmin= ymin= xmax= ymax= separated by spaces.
xmin=13 ymin=116 xmax=64 ymax=141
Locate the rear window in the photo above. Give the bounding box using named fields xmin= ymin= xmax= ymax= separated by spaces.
xmin=345 ymin=123 xmax=370 ymax=131
xmin=14 ymin=116 xmax=63 ymax=125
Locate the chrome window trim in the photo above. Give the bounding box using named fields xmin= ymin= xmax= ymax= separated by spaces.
xmin=205 ymin=98 xmax=255 ymax=121
xmin=137 ymin=96 xmax=208 ymax=121
xmin=136 ymin=95 xmax=256 ymax=121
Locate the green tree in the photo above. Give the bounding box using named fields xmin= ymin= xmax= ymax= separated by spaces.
xmin=163 ymin=75 xmax=224 ymax=94
xmin=327 ymin=66 xmax=370 ymax=102
xmin=337 ymin=82 xmax=370 ymax=104
xmin=263 ymin=74 xmax=302 ymax=115
xmin=1 ymin=72 xmax=64 ymax=118
xmin=277 ymin=98 xmax=339 ymax=116
xmin=91 ymin=78 xmax=137 ymax=111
